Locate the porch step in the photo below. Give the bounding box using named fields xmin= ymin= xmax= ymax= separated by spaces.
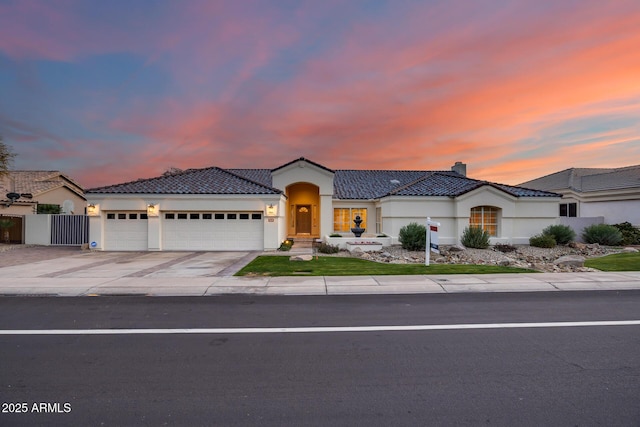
xmin=287 ymin=237 xmax=317 ymax=254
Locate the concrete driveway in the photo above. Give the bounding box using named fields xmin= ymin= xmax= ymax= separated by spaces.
xmin=0 ymin=246 xmax=258 ymax=278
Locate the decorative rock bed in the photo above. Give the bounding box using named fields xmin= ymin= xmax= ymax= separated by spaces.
xmin=334 ymin=243 xmax=631 ymax=273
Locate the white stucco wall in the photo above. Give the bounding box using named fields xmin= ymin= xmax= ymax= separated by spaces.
xmin=377 ymin=197 xmax=457 ymax=244
xmin=580 ymin=200 xmax=640 ymax=226
xmin=24 ymin=214 xmax=51 ymax=245
xmin=377 ymin=187 xmax=560 ymax=245
xmin=272 ymin=159 xmax=335 ymax=237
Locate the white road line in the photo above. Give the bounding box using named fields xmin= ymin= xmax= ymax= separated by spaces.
xmin=1 ymin=320 xmax=640 ymax=335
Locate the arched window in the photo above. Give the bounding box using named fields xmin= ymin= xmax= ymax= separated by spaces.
xmin=470 ymin=206 xmax=499 ymax=236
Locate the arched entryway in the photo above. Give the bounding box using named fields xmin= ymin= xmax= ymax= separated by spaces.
xmin=286 ymin=183 xmax=320 ymax=237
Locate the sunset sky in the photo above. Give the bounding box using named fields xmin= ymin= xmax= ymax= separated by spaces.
xmin=1 ymin=0 xmax=639 ymax=189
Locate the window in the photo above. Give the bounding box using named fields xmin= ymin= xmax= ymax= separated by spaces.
xmin=251 ymin=213 xmax=262 ymax=220
xmin=214 ymin=213 xmax=225 ymax=220
xmin=107 ymin=213 xmax=115 ymax=220
xmin=333 ymin=208 xmax=367 ymax=232
xmin=129 ymin=213 xmax=138 ymax=220
xmin=190 ymin=213 xmax=200 ymax=220
xmin=470 ymin=206 xmax=499 ymax=237
xmin=140 ymin=213 xmax=148 ymax=220
xmin=376 ymin=207 xmax=382 ymax=234
xmin=165 ymin=213 xmax=175 ymax=219
xmin=177 ymin=213 xmax=188 ymax=219
xmin=203 ymin=213 xmax=212 ymax=220
xmin=118 ymin=213 xmax=127 ymax=220
xmin=559 ymin=203 xmax=577 ymax=217
xmin=239 ymin=213 xmax=250 ymax=220
xmin=227 ymin=213 xmax=237 ymax=220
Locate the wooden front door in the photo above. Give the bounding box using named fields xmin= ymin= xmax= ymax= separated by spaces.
xmin=295 ymin=205 xmax=311 ymax=235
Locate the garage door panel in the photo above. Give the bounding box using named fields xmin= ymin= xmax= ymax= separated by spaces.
xmin=162 ymin=212 xmax=263 ymax=251
xmin=104 ymin=214 xmax=148 ymax=251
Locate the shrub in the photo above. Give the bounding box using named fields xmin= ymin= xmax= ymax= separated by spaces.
xmin=613 ymin=222 xmax=640 ymax=245
xmin=399 ymin=222 xmax=426 ymax=251
xmin=582 ymin=224 xmax=623 ymax=246
xmin=317 ymin=243 xmax=340 ymax=254
xmin=329 ymin=233 xmax=342 ymax=238
xmin=530 ymin=234 xmax=557 ymax=248
xmin=542 ymin=224 xmax=576 ymax=245
xmin=461 ymin=226 xmax=490 ymax=249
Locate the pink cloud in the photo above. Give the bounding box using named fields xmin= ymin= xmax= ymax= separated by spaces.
xmin=5 ymin=1 xmax=640 ymax=188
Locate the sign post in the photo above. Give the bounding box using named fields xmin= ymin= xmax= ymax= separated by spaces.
xmin=425 ymin=217 xmax=441 ymax=266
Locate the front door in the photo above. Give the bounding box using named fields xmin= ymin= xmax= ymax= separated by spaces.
xmin=296 ymin=205 xmax=311 ymax=235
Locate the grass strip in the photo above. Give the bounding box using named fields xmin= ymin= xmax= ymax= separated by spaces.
xmin=584 ymin=252 xmax=640 ymax=271
xmin=235 ymin=256 xmax=536 ymax=276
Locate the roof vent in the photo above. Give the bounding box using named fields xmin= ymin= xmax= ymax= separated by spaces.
xmin=390 ymin=179 xmax=400 ymax=185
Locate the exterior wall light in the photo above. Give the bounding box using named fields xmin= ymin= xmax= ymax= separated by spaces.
xmin=87 ymin=204 xmax=99 ymax=216
xmin=147 ymin=203 xmax=159 ymax=217
xmin=266 ymin=204 xmax=278 ymax=217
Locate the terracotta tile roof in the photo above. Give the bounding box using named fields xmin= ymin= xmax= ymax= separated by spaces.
xmin=86 ymin=167 xmax=282 ymax=195
xmin=0 ymin=171 xmax=85 ymax=202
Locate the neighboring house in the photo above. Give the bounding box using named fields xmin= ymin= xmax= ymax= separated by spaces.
xmin=86 ymin=157 xmax=560 ymax=251
xmin=0 ymin=171 xmax=86 ymax=215
xmin=519 ymin=165 xmax=640 ymax=227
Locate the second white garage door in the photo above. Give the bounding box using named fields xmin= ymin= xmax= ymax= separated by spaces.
xmin=161 ymin=212 xmax=264 ymax=251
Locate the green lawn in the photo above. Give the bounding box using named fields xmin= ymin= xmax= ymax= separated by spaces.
xmin=584 ymin=252 xmax=640 ymax=271
xmin=235 ymin=255 xmax=536 ymax=276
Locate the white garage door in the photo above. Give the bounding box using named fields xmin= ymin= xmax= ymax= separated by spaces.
xmin=162 ymin=212 xmax=264 ymax=251
xmin=104 ymin=212 xmax=149 ymax=251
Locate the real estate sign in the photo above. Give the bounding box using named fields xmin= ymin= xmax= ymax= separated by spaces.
xmin=425 ymin=217 xmax=441 ymax=266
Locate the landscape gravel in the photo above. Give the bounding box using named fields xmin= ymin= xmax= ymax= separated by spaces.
xmin=344 ymin=243 xmax=625 ymax=272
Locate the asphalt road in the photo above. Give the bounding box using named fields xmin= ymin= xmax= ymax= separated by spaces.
xmin=1 ymin=291 xmax=639 ymax=426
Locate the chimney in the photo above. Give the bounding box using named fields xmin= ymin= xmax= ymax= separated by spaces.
xmin=451 ymin=161 xmax=467 ymax=176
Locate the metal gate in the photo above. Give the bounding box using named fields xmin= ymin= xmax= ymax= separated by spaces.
xmin=50 ymin=215 xmax=89 ymax=245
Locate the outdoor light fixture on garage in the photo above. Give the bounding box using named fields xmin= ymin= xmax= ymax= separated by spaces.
xmin=146 ymin=203 xmax=158 ymax=217
xmin=87 ymin=203 xmax=99 ymax=216
xmin=266 ymin=204 xmax=278 ymax=217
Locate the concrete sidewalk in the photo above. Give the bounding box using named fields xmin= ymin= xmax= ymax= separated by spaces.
xmin=1 ymin=271 xmax=639 ymax=297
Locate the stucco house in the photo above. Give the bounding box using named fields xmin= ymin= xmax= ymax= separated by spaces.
xmin=0 ymin=171 xmax=86 ymax=215
xmin=519 ymin=165 xmax=640 ymax=227
xmin=85 ymin=158 xmax=560 ymax=251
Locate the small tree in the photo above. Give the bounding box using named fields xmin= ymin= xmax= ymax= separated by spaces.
xmin=0 ymin=136 xmax=16 ymax=178
xmin=399 ymin=222 xmax=426 ymax=251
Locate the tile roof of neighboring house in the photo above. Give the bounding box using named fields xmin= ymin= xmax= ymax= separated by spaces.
xmin=86 ymin=167 xmax=282 ymax=195
xmin=0 ymin=171 xmax=85 ymax=202
xmin=89 ymin=161 xmax=558 ymax=199
xmin=519 ymin=165 xmax=640 ymax=193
